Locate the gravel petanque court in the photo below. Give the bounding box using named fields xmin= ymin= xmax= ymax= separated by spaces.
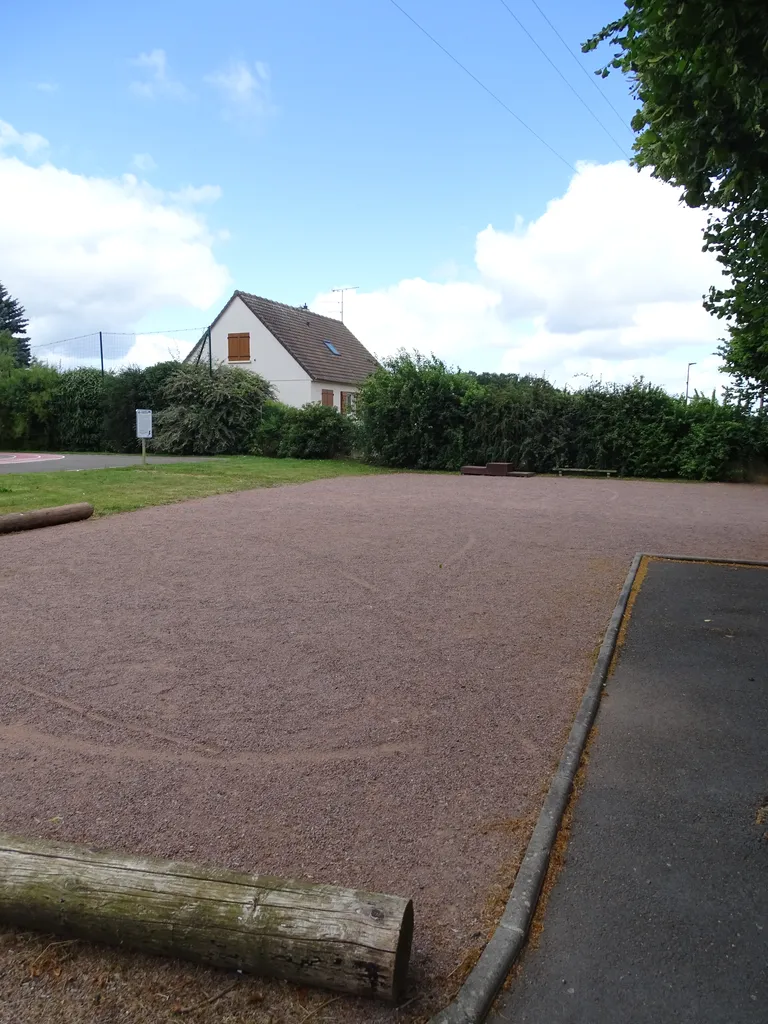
xmin=1 ymin=473 xmax=767 ymax=1023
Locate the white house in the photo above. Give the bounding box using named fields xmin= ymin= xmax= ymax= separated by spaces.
xmin=185 ymin=291 xmax=378 ymax=410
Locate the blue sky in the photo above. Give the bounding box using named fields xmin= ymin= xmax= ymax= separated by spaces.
xmin=0 ymin=1 xmax=726 ymax=394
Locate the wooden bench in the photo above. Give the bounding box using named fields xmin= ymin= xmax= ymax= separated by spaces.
xmin=556 ymin=468 xmax=618 ymax=478
xmin=460 ymin=463 xmax=535 ymax=478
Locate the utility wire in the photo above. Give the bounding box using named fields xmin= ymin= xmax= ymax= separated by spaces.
xmin=526 ymin=0 xmax=632 ymax=130
xmin=386 ymin=0 xmax=576 ymax=173
xmin=496 ymin=0 xmax=629 ymax=158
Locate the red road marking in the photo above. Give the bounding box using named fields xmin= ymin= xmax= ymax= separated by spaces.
xmin=0 ymin=453 xmax=66 ymax=465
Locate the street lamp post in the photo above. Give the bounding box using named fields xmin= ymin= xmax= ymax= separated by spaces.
xmin=686 ymin=362 xmax=697 ymax=403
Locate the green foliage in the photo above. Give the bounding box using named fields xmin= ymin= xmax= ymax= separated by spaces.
xmin=4 ymin=349 xmax=763 ymax=481
xmin=278 ymin=403 xmax=356 ymax=460
xmin=356 ymin=352 xmax=482 ymax=469
xmin=354 ymin=354 xmax=768 ymax=481
xmin=101 ymin=361 xmax=181 ymax=452
xmin=0 ymin=332 xmax=59 ymax=447
xmin=585 ymin=0 xmax=768 ymax=393
xmin=151 ymin=364 xmax=273 ymax=455
xmin=251 ymin=401 xmax=292 ymax=458
xmin=252 ymin=401 xmax=356 ymax=459
xmin=0 ymin=282 xmax=31 ymax=367
xmin=52 ymin=368 xmax=105 ymax=451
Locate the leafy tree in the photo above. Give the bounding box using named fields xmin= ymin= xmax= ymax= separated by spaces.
xmin=0 ymin=282 xmax=31 ymax=367
xmin=585 ymin=1 xmax=768 ymax=396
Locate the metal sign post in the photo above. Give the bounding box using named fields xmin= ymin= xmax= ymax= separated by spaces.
xmin=135 ymin=409 xmax=153 ymax=466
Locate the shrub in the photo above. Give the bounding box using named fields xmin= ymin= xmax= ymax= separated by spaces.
xmin=251 ymin=401 xmax=292 ymax=458
xmin=0 ymin=332 xmax=59 ymax=449
xmin=52 ymin=368 xmax=105 ymax=451
xmin=278 ymin=403 xmax=356 ymax=459
xmin=151 ymin=364 xmax=273 ymax=455
xmin=356 ymin=352 xmax=480 ymax=469
xmin=101 ymin=361 xmax=182 ymax=452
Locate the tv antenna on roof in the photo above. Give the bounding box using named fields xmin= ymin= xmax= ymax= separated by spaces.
xmin=331 ymin=285 xmax=358 ymax=324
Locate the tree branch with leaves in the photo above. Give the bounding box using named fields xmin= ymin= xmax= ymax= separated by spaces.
xmin=585 ymin=0 xmax=768 ymax=407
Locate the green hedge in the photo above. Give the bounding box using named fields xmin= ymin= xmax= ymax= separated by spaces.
xmin=3 ymin=343 xmax=766 ymax=479
xmin=0 ymin=356 xmax=275 ymax=456
xmin=355 ymin=353 xmax=768 ymax=481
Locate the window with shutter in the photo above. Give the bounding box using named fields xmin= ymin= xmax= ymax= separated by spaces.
xmin=340 ymin=391 xmax=354 ymax=414
xmin=321 ymin=389 xmax=334 ymax=407
xmin=227 ymin=333 xmax=250 ymax=361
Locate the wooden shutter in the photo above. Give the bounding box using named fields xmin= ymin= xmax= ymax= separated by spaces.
xmin=227 ymin=333 xmax=250 ymax=361
xmin=321 ymin=389 xmax=334 ymax=407
xmin=340 ymin=391 xmax=353 ymax=414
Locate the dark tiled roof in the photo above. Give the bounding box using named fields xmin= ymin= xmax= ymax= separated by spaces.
xmin=235 ymin=291 xmax=378 ymax=384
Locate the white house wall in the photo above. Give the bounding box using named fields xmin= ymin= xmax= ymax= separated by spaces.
xmin=310 ymin=381 xmax=359 ymax=409
xmin=210 ymin=297 xmax=312 ymax=408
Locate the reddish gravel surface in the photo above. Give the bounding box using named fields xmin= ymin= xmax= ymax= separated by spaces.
xmin=1 ymin=474 xmax=766 ymax=1023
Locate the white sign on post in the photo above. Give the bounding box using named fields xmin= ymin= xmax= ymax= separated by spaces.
xmin=135 ymin=409 xmax=153 ymax=439
xmin=136 ymin=409 xmax=152 ymax=466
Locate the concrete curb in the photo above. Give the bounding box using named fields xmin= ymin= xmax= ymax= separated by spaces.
xmin=429 ymin=552 xmax=644 ymax=1024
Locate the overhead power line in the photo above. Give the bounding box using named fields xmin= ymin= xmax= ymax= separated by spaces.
xmin=526 ymin=0 xmax=632 ymax=130
xmin=386 ymin=0 xmax=576 ymax=173
xmin=496 ymin=0 xmax=629 ymax=158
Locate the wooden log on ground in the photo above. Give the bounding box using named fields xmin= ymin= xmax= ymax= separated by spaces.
xmin=0 ymin=834 xmax=413 ymax=1002
xmin=0 ymin=503 xmax=94 ymax=535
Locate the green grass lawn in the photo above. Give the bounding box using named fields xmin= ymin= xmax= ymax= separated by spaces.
xmin=0 ymin=457 xmax=385 ymax=517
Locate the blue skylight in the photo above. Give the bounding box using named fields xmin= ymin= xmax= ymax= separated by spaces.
xmin=323 ymin=340 xmax=340 ymax=355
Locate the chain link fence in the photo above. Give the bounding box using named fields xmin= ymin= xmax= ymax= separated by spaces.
xmin=30 ymin=328 xmax=208 ymax=373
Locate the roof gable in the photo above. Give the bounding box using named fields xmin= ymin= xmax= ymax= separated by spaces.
xmin=235 ymin=291 xmax=378 ymax=384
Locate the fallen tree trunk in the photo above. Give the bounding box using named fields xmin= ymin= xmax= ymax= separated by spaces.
xmin=0 ymin=503 xmax=94 ymax=535
xmin=0 ymin=834 xmax=413 ymax=1002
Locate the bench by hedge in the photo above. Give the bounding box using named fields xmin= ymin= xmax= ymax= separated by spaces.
xmin=556 ymin=468 xmax=618 ymax=478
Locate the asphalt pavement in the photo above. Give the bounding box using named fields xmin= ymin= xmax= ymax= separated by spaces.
xmin=0 ymin=453 xmax=210 ymax=474
xmin=491 ymin=557 xmax=768 ymax=1024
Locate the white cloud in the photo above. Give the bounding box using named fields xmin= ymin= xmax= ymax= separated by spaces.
xmin=0 ymin=119 xmax=48 ymax=155
xmin=314 ymin=162 xmax=729 ymax=397
xmin=130 ymin=49 xmax=187 ymax=99
xmin=170 ymin=184 xmax=222 ymax=205
xmin=131 ymin=152 xmax=156 ymax=172
xmin=35 ymin=82 xmax=59 ymax=94
xmin=125 ymin=333 xmax=187 ymax=365
xmin=0 ymin=123 xmax=230 ymax=353
xmin=204 ymin=59 xmax=275 ymax=118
